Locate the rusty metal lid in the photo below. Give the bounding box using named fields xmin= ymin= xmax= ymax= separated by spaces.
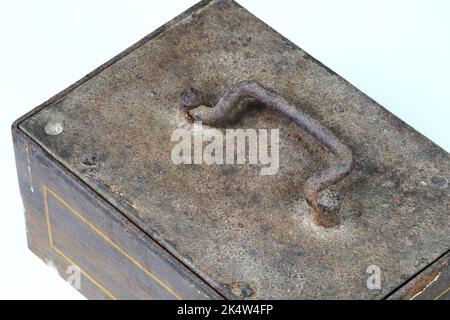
xmin=20 ymin=0 xmax=449 ymax=299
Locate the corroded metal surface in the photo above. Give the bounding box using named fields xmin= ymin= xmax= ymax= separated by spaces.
xmin=19 ymin=0 xmax=450 ymax=299
xmin=183 ymin=80 xmax=353 ymax=227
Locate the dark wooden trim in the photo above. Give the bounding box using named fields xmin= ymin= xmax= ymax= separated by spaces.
xmin=13 ymin=127 xmax=224 ymax=299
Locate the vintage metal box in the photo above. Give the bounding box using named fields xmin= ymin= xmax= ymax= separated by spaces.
xmin=12 ymin=0 xmax=449 ymax=300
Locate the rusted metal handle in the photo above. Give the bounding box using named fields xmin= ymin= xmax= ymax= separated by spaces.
xmin=180 ymin=81 xmax=353 ymax=227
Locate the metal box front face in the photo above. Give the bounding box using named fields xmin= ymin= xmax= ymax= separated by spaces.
xmin=17 ymin=0 xmax=450 ymax=299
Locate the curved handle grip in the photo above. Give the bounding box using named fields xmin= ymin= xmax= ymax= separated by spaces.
xmin=180 ymin=81 xmax=353 ymax=227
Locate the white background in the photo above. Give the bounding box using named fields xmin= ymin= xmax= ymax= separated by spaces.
xmin=0 ymin=0 xmax=449 ymax=299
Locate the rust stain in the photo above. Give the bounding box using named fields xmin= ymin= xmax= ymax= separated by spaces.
xmin=405 ymin=271 xmax=441 ymax=300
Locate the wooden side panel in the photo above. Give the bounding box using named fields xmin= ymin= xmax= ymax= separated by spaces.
xmin=387 ymin=252 xmax=449 ymax=300
xmin=12 ymin=127 xmax=222 ymax=300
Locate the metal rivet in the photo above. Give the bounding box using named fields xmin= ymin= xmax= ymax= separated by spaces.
xmin=44 ymin=121 xmax=64 ymax=136
xmin=228 ymin=281 xmax=254 ymax=299
xmin=315 ymin=189 xmax=342 ymax=227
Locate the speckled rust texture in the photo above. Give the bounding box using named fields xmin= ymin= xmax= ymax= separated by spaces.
xmin=20 ymin=0 xmax=449 ymax=299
